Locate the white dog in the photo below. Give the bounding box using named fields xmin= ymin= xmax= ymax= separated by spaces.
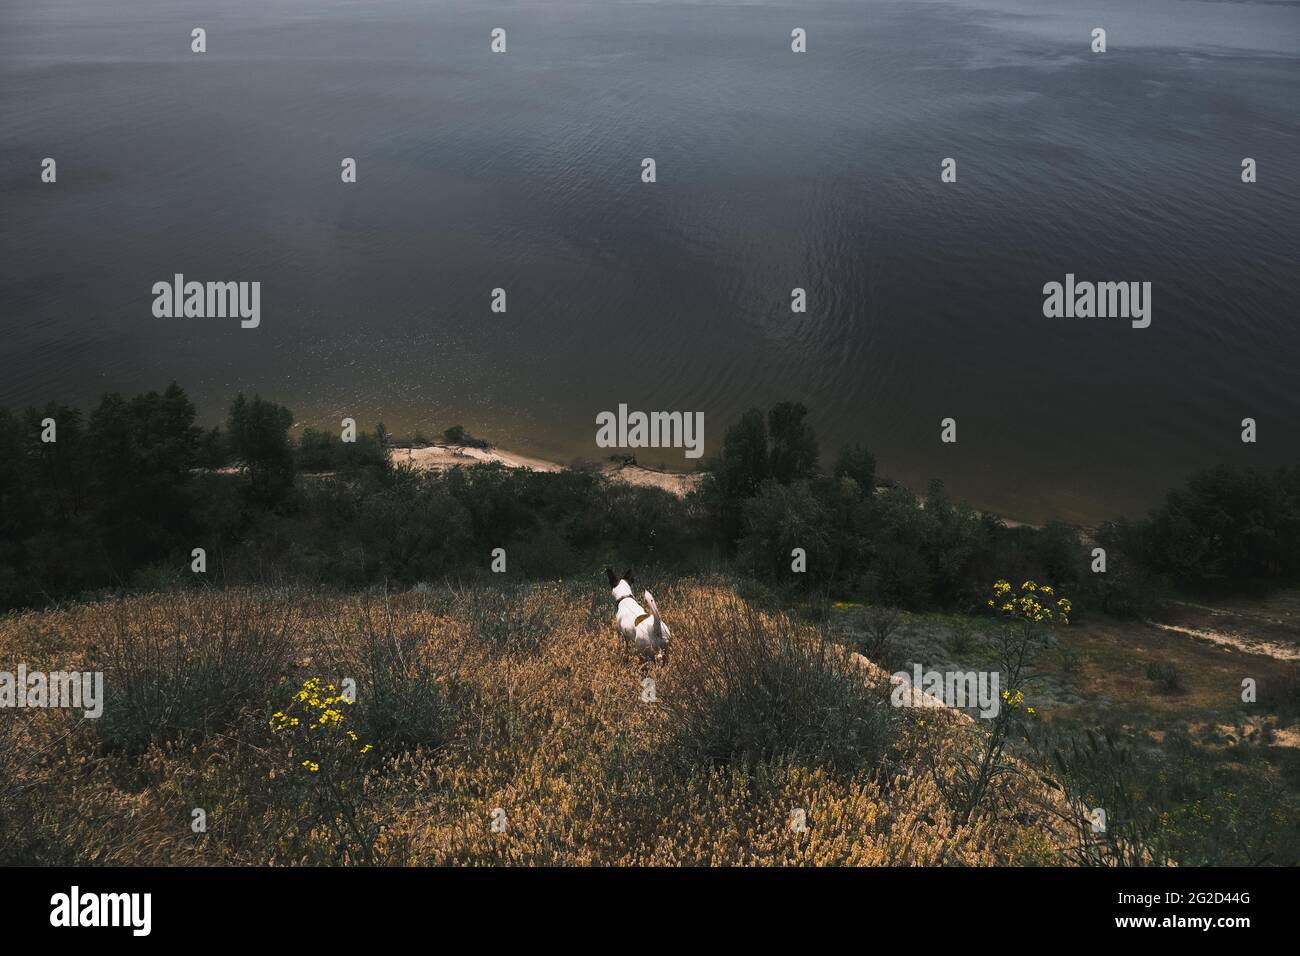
xmin=606 ymin=567 xmax=670 ymax=661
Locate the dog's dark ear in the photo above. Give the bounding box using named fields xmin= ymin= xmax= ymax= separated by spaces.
xmin=622 ymin=568 xmax=634 ymax=584
xmin=605 ymin=567 xmax=618 ymax=588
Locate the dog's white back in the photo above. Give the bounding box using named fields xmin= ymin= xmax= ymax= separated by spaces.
xmin=609 ymin=574 xmax=670 ymax=659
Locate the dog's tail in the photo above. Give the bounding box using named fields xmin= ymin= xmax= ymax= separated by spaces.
xmin=643 ymin=590 xmax=664 ymax=639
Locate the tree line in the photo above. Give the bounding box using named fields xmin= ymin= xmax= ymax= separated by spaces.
xmin=1 ymin=385 xmax=1297 ymax=612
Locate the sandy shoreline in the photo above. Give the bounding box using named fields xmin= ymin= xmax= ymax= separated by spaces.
xmin=389 ymin=443 xmax=702 ymax=497
xmin=388 ymin=443 xmax=1052 ymax=524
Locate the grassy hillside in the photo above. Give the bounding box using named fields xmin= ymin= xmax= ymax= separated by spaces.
xmin=2 ymin=581 xmax=1079 ymax=866
xmin=832 ymin=591 xmax=1300 ymax=866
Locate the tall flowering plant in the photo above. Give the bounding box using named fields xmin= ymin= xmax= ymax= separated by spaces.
xmin=939 ymin=580 xmax=1074 ymax=826
xmin=988 ymin=579 xmax=1072 ymax=626
xmin=266 ymin=677 xmax=378 ymax=864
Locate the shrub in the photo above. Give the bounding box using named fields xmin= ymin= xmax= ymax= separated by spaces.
xmin=458 ymin=584 xmax=553 ymax=653
xmin=946 ymin=624 xmax=977 ymax=657
xmin=1030 ymin=521 xmax=1085 ymax=590
xmin=1031 ymin=726 xmax=1171 ymax=866
xmin=93 ymin=591 xmax=295 ymax=753
xmin=1145 ymin=660 xmax=1184 ymax=694
xmin=658 ymin=594 xmax=900 ymax=774
xmin=320 ymin=601 xmax=453 ymax=753
xmin=298 ymin=427 xmax=336 ymax=472
xmin=862 ymin=487 xmax=937 ymax=607
xmin=859 ymin=604 xmax=902 ymax=662
xmin=1100 ymin=466 xmax=1300 ymax=595
xmin=264 ymin=677 xmax=381 ymax=864
xmin=443 ymin=424 xmax=491 ymax=450
xmin=1081 ymin=557 xmax=1169 ymax=619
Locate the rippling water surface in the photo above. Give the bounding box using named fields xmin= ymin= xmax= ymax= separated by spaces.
xmin=2 ymin=0 xmax=1298 ymax=523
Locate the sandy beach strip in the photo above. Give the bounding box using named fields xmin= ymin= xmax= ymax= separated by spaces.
xmin=389 ymin=444 xmax=702 ymax=498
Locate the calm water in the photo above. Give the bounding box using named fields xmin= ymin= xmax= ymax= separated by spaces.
xmin=2 ymin=0 xmax=1298 ymax=524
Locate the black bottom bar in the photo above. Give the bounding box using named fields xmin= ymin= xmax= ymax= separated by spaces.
xmin=2 ymin=866 xmax=1282 ymax=940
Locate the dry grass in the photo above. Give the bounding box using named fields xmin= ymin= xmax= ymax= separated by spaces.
xmin=850 ymin=596 xmax=1300 ymax=865
xmin=0 ymin=581 xmax=1071 ymax=866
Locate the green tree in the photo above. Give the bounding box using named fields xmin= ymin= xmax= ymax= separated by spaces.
xmin=87 ymin=382 xmax=202 ymax=568
xmin=834 ymin=443 xmax=877 ymax=495
xmin=767 ymin=401 xmax=819 ymax=484
xmin=738 ymin=479 xmax=832 ymax=588
xmin=228 ymin=393 xmax=296 ymax=506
